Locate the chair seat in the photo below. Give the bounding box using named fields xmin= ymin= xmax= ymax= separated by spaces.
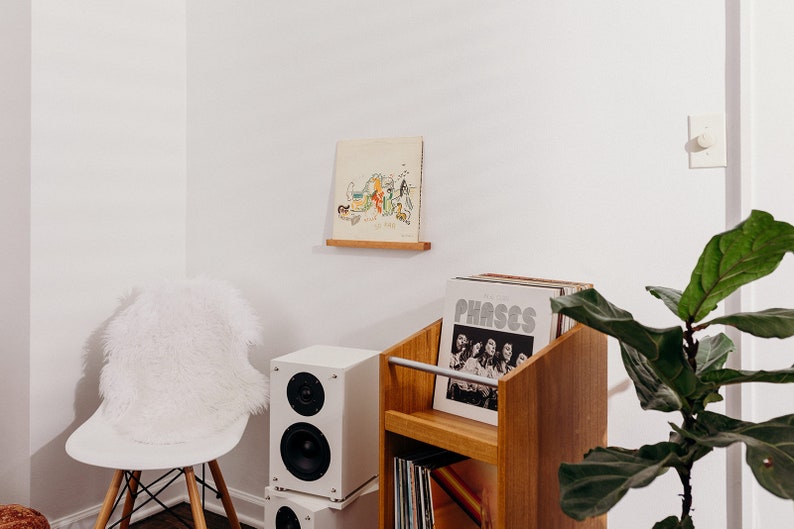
xmin=66 ymin=407 xmax=249 ymax=471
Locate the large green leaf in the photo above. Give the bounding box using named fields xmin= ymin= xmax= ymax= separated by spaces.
xmin=647 ymin=286 xmax=683 ymax=318
xmin=694 ymin=333 xmax=734 ymax=375
xmin=681 ymin=334 xmax=736 ymax=407
xmin=680 ymin=411 xmax=794 ymax=499
xmin=559 ymin=443 xmax=685 ymax=520
xmin=694 ymin=368 xmax=794 ymax=411
xmin=699 ymin=366 xmax=794 ymax=387
xmin=705 ymin=308 xmax=794 ymax=339
xmin=552 ymin=289 xmax=697 ymax=397
xmin=621 ymin=342 xmax=682 ymax=412
xmin=678 ymin=210 xmax=794 ymax=323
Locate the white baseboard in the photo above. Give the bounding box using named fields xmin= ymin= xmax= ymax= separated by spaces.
xmin=49 ymin=483 xmax=265 ymax=529
xmin=204 ymin=486 xmax=265 ymax=529
xmin=49 ymin=496 xmax=182 ymax=529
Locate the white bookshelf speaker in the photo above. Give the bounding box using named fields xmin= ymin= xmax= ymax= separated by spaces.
xmin=269 ymin=345 xmax=380 ymax=501
xmin=264 ymin=481 xmax=378 ymax=529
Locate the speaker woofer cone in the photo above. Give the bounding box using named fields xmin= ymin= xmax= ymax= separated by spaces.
xmin=286 ymin=372 xmax=325 ymax=416
xmin=274 ymin=506 xmax=301 ymax=529
xmin=280 ymin=422 xmax=331 ymax=481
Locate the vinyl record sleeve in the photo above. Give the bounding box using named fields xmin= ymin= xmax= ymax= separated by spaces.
xmin=432 ymin=276 xmax=565 ymax=425
xmin=332 ymin=136 xmax=423 ymax=243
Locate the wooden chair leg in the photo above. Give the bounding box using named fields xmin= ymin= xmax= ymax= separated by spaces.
xmin=94 ymin=469 xmax=124 ymax=529
xmin=208 ymin=460 xmax=241 ymax=529
xmin=119 ymin=471 xmax=141 ymax=529
xmin=184 ymin=466 xmax=209 ymax=529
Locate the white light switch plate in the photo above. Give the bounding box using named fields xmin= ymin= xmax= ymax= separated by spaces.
xmin=688 ymin=113 xmax=726 ymax=168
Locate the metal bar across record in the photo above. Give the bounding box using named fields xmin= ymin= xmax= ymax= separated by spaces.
xmin=387 ymin=356 xmax=499 ymax=388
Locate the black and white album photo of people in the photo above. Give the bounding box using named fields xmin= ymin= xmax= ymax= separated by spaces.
xmin=445 ymin=324 xmax=534 ymax=411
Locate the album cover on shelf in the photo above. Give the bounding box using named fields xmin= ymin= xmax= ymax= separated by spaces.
xmin=431 ymin=274 xmax=590 ymax=425
xmin=331 ymin=136 xmax=424 ymax=243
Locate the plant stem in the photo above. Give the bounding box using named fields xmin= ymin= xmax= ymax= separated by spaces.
xmin=684 ymin=319 xmax=699 ymax=370
xmin=676 ymin=408 xmax=696 ymax=521
xmin=678 ymin=460 xmax=694 ymax=520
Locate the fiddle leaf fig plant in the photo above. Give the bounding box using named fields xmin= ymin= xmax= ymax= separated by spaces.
xmin=550 ymin=210 xmax=794 ymax=529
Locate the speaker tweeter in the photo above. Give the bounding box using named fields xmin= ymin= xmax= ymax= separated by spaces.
xmin=286 ymin=372 xmax=325 ymax=416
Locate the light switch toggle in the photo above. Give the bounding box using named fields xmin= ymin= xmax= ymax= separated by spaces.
xmin=688 ymin=113 xmax=726 ymax=168
xmin=697 ymin=132 xmax=715 ymax=149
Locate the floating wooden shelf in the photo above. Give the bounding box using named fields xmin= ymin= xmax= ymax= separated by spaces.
xmin=379 ymin=319 xmax=608 ymax=529
xmin=326 ymin=239 xmax=431 ymax=251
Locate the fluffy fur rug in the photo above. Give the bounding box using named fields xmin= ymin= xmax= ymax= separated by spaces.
xmin=99 ymin=277 xmax=269 ymax=444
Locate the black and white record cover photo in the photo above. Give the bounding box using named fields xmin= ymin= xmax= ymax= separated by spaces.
xmin=444 ymin=324 xmax=533 ymax=407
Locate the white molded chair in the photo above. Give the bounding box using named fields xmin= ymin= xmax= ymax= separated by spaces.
xmin=66 ymin=277 xmax=269 ymax=529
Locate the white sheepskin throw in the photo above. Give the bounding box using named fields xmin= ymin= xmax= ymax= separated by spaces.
xmin=99 ymin=277 xmax=269 ymax=444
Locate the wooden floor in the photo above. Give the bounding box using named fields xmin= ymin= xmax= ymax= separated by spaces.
xmin=130 ymin=503 xmax=256 ymax=529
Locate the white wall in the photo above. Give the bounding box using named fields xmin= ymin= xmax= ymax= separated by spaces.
xmin=186 ymin=1 xmax=727 ymax=527
xmin=28 ymin=1 xmax=187 ymax=522
xmin=0 ymin=0 xmax=31 ymax=506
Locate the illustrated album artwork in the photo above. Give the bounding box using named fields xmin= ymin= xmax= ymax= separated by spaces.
xmin=332 ymin=136 xmax=424 ymax=243
xmin=432 ymin=274 xmax=590 ymax=425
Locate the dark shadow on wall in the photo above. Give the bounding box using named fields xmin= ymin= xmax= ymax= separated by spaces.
xmin=30 ymin=292 xmax=138 ymax=523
